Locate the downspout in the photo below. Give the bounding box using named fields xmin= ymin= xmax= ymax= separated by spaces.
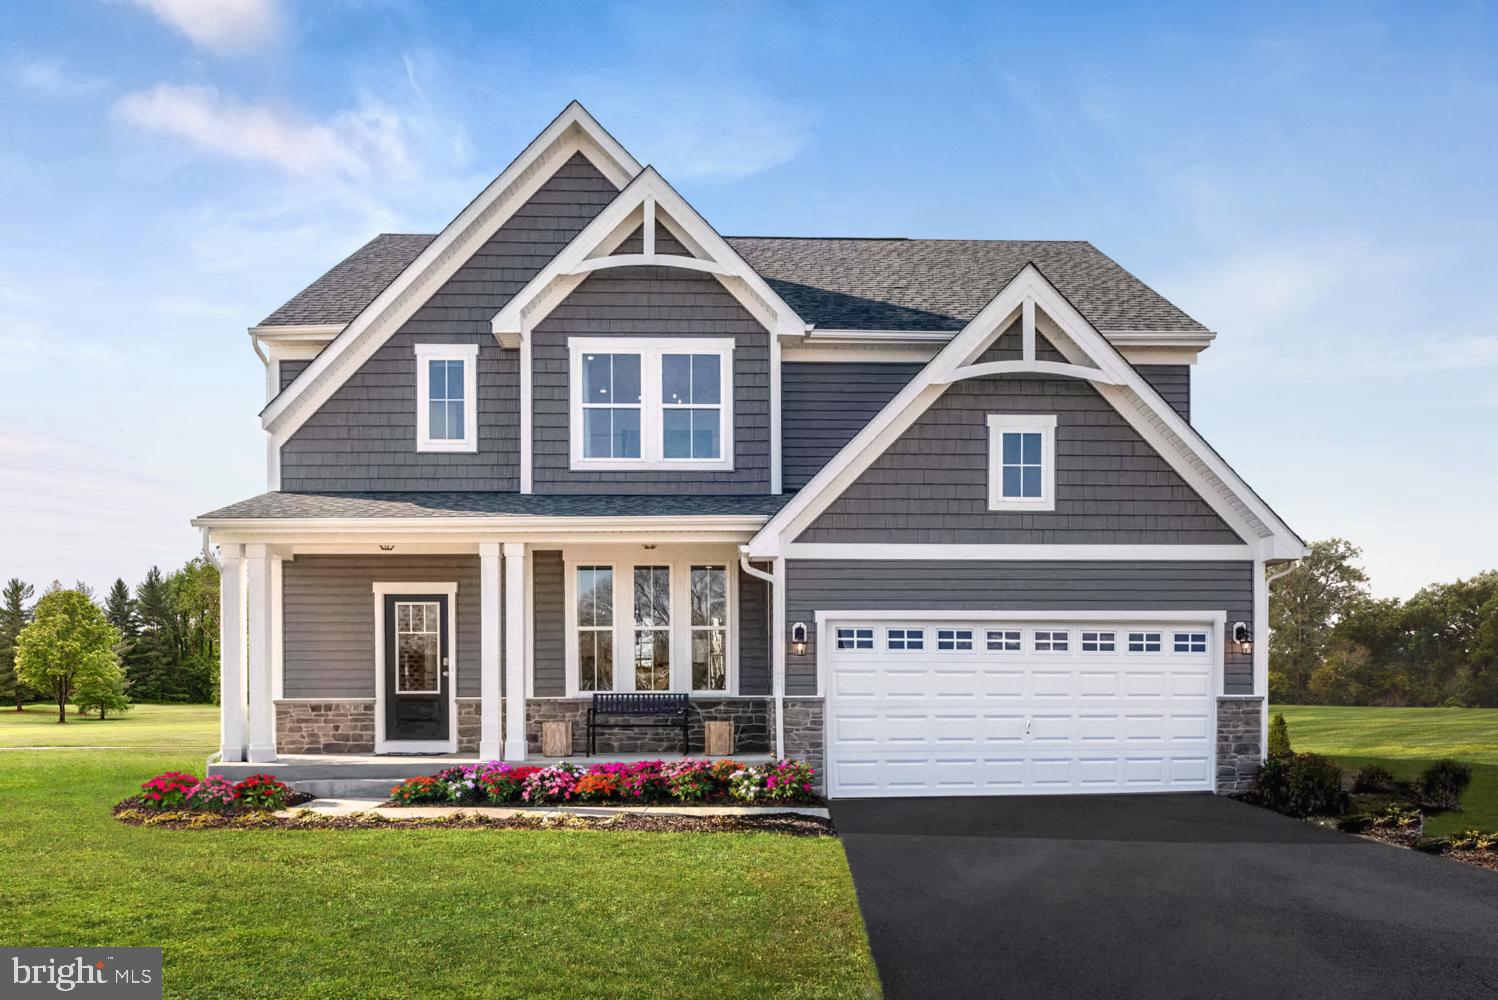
xmin=1258 ymin=558 xmax=1300 ymax=754
xmin=739 ymin=549 xmax=783 ymax=759
xmin=201 ymin=527 xmax=222 ymax=571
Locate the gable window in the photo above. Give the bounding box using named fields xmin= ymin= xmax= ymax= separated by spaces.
xmin=569 ymin=338 xmax=734 ymax=471
xmin=415 ymin=344 xmax=478 ymax=452
xmin=986 ymin=414 xmax=1057 ymax=511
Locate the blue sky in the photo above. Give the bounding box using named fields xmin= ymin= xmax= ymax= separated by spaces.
xmin=2 ymin=0 xmax=1495 ymax=598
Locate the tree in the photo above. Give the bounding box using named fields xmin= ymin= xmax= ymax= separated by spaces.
xmin=168 ymin=558 xmax=220 ymax=702
xmin=75 ymin=662 xmax=131 ymax=719
xmin=1267 ymin=713 xmax=1293 ymax=757
xmin=129 ymin=567 xmax=177 ymax=700
xmin=104 ymin=579 xmax=138 ymax=642
xmin=1268 ymin=539 xmax=1370 ymax=701
xmin=15 ymin=589 xmax=121 ymax=723
xmin=0 ymin=578 xmax=35 ymax=710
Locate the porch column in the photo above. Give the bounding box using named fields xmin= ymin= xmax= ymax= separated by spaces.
xmin=245 ymin=544 xmax=277 ymax=763
xmin=502 ymin=542 xmax=528 ymax=761
xmin=218 ymin=544 xmax=246 ymax=762
xmin=479 ymin=543 xmax=503 ymax=760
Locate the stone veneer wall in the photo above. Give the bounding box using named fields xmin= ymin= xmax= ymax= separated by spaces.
xmin=457 ymin=698 xmax=482 ymax=754
xmin=525 ymin=698 xmax=771 ymax=756
xmin=276 ymin=700 xmax=375 ymax=754
xmin=779 ymin=698 xmax=825 ymax=792
xmin=1216 ymin=697 xmax=1264 ymax=793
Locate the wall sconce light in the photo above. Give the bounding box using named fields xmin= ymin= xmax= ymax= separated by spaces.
xmin=1233 ymin=622 xmax=1253 ymax=656
xmin=790 ymin=622 xmax=808 ymax=657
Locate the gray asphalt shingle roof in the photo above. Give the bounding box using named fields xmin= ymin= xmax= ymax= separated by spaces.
xmin=256 ymin=234 xmax=1206 ymax=334
xmin=197 ymin=491 xmax=792 ymax=520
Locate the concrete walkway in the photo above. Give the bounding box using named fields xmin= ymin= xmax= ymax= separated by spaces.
xmin=284 ymin=798 xmax=829 ymax=819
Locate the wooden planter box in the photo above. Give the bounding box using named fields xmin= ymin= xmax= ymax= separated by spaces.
xmin=542 ymin=720 xmax=572 ymax=757
xmin=704 ymin=720 xmax=734 ymax=756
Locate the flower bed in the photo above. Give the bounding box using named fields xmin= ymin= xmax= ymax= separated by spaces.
xmin=118 ymin=771 xmax=310 ymax=815
xmin=388 ymin=758 xmax=821 ymax=808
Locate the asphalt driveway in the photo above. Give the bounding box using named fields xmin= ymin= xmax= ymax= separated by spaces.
xmin=832 ymin=793 xmax=1498 ymax=1000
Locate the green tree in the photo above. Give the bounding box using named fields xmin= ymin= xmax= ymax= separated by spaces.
xmin=15 ymin=589 xmax=122 ymax=723
xmin=168 ymin=558 xmax=220 ymax=702
xmin=1268 ymin=539 xmax=1370 ymax=701
xmin=0 ymin=578 xmax=36 ymax=710
xmin=1267 ymin=713 xmax=1293 ymax=757
xmin=75 ymin=661 xmax=132 ymax=719
xmin=130 ymin=566 xmax=177 ymax=700
xmin=103 ymin=579 xmax=138 ymax=641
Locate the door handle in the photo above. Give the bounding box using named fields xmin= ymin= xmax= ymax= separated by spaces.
xmin=1024 ymin=717 xmax=1032 ymax=736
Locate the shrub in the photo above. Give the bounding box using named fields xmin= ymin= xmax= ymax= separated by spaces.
xmin=390 ymin=776 xmax=447 ymax=804
xmin=521 ymin=763 xmax=582 ymax=804
xmin=574 ymin=772 xmax=623 ymax=801
xmin=710 ymin=759 xmax=746 ymax=781
xmin=729 ymin=759 xmax=819 ymax=805
xmin=477 ymin=763 xmax=539 ymax=804
xmin=1419 ymin=759 xmax=1473 ymax=812
xmin=186 ymin=776 xmax=239 ymax=812
xmin=1267 ymin=713 xmax=1293 ymax=758
xmin=1252 ymin=753 xmax=1348 ymax=818
xmin=661 ymin=760 xmax=717 ymax=801
xmin=140 ymin=771 xmax=198 ymax=809
xmin=434 ymin=765 xmax=488 ymax=805
xmin=613 ymin=761 xmax=669 ymax=802
xmin=234 ymin=774 xmax=292 ymax=811
xmin=1370 ymin=804 xmax=1421 ymax=829
xmin=1352 ymin=764 xmax=1396 ymax=793
xmin=1447 ymin=829 xmax=1497 ymax=851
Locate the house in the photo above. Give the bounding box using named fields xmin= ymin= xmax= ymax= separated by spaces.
xmin=194 ymin=102 xmax=1305 ymax=798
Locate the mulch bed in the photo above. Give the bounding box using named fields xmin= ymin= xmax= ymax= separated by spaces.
xmin=113 ymin=804 xmax=835 ymax=836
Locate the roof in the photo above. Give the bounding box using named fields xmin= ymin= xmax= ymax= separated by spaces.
xmin=197 ymin=491 xmax=793 ymax=521
xmin=256 ymin=234 xmax=1207 ymax=334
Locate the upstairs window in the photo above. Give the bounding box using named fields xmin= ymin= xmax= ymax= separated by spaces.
xmin=415 ymin=344 xmax=478 ymax=452
xmin=570 ymin=338 xmax=734 ymax=471
xmin=986 ymin=414 xmax=1056 ymax=511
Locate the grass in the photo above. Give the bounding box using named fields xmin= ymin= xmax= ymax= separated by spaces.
xmin=1272 ymin=705 xmax=1498 ymax=836
xmin=0 ymin=703 xmax=220 ymax=749
xmin=0 ymin=707 xmax=879 ymax=999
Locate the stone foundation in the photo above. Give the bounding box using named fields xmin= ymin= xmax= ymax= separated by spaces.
xmin=457 ymin=698 xmax=482 ymax=753
xmin=525 ymin=698 xmax=771 ymax=756
xmin=779 ymin=697 xmax=825 ymax=791
xmin=275 ymin=700 xmax=375 ymax=754
xmin=1216 ymin=697 xmax=1264 ymax=793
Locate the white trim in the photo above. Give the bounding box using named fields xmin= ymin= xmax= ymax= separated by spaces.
xmin=520 ymin=332 xmax=533 ymax=493
xmin=250 ymin=323 xmax=343 ymax=341
xmin=794 ymin=327 xmax=1214 ymax=351
xmin=263 ymin=102 xmax=641 ymax=440
xmin=943 ymin=359 xmax=1121 ymax=385
xmin=414 ymin=343 xmax=479 ymax=453
xmin=245 ymin=544 xmax=276 ymax=763
xmin=196 ymin=514 xmax=768 ymax=538
xmin=746 ymin=264 xmax=1305 ymax=560
xmin=373 ymin=580 xmax=460 ymax=754
xmin=270 ymin=554 xmax=284 ymax=702
xmin=218 ymin=545 xmax=246 ymax=762
xmin=986 ymin=414 xmax=1057 ymax=512
xmin=771 ymin=556 xmax=786 ymax=759
xmin=780 ymin=343 xmax=941 ymax=364
xmin=782 ymin=543 xmax=1255 ymax=560
xmin=769 ymin=320 xmax=782 ymax=494
xmin=567 ymin=337 xmax=735 ymax=471
xmin=479 ymin=542 xmax=502 ymax=761
xmin=503 ymin=543 xmax=528 ymax=761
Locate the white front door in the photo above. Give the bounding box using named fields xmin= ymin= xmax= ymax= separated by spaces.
xmin=823 ymin=618 xmax=1218 ymax=798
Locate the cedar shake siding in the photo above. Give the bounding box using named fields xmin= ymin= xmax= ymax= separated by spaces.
xmin=737 ymin=563 xmax=771 ymax=695
xmin=1136 ymin=364 xmax=1190 ymax=421
xmin=531 ymin=550 xmax=566 ymax=697
xmin=279 ymin=360 xmax=310 ymax=394
xmin=784 ymin=559 xmax=1256 ymax=695
xmin=781 ymin=361 xmax=924 ymax=490
xmin=278 ymin=154 xmax=619 ymax=492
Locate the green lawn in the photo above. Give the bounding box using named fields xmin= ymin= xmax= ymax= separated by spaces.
xmin=0 ymin=703 xmax=220 ymax=749
xmin=0 ymin=708 xmax=879 ymax=999
xmin=1273 ymin=704 xmax=1498 ymax=836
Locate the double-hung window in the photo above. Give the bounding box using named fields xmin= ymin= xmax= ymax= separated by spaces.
xmin=690 ymin=566 xmax=728 ymax=691
xmin=986 ymin=414 xmax=1056 ymax=510
xmin=415 ymin=344 xmax=478 ymax=452
xmin=570 ymin=338 xmax=734 ymax=470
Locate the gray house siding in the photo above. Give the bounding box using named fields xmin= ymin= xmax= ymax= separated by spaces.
xmin=1136 ymin=364 xmax=1190 ymax=421
xmin=738 ymin=564 xmax=771 ymax=695
xmin=279 ymin=360 xmax=310 ymax=394
xmin=782 ymin=362 xmax=923 ymax=489
xmin=530 ymin=266 xmax=772 ymax=494
xmin=282 ymin=555 xmax=483 ymax=699
xmin=279 ymin=153 xmax=619 ymax=491
xmin=798 ymin=367 xmax=1242 ymax=544
xmin=784 ymin=559 xmax=1255 ymax=695
xmin=532 ymin=550 xmax=565 ymax=697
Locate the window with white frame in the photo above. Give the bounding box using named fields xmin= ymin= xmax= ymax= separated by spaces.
xmin=887 ymin=627 xmax=925 ymax=651
xmin=936 ymin=628 xmax=974 ymax=651
xmin=986 ymin=629 xmax=1021 ymax=651
xmin=633 ymin=566 xmax=671 ymax=691
xmin=690 ymin=566 xmax=728 ymax=691
xmin=1128 ymin=631 xmax=1163 ymax=653
xmin=575 ymin=566 xmax=614 ymax=691
xmin=986 ymin=414 xmax=1057 ymax=511
xmin=1034 ymin=630 xmax=1069 ymax=652
xmin=836 ymin=627 xmax=874 ymax=650
xmin=1081 ymin=630 xmax=1116 ymax=652
xmin=569 ymin=338 xmax=733 ymax=470
xmin=1173 ymin=631 xmax=1208 ymax=654
xmin=415 ymin=344 xmax=478 ymax=452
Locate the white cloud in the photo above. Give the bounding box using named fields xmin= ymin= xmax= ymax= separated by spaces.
xmin=113 ymin=84 xmax=415 ymax=180
xmin=7 ymin=56 xmax=107 ymax=99
xmin=126 ymin=0 xmax=280 ymax=56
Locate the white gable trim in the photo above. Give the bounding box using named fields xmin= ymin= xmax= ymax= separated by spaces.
xmin=745 ymin=264 xmax=1305 ymax=560
xmin=260 ymin=102 xmax=641 ymax=445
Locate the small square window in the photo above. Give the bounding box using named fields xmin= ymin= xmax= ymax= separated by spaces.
xmin=836 ymin=627 xmax=874 ymax=650
xmin=1081 ymin=631 xmax=1116 ymax=652
xmin=987 ymin=415 xmax=1057 ymax=511
xmin=1128 ymin=631 xmax=1163 ymax=653
xmin=936 ymin=628 xmax=974 ymax=651
xmin=986 ymin=629 xmax=1022 ymax=651
xmin=1173 ymin=631 xmax=1208 ymax=654
xmin=1035 ymin=630 xmax=1069 ymax=652
xmin=887 ymin=628 xmax=925 ymax=651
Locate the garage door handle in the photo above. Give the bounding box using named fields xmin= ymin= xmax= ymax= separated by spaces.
xmin=1024 ymin=718 xmax=1032 ymax=735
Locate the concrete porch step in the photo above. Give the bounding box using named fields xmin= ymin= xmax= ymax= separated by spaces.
xmin=291 ymin=778 xmax=414 ymax=799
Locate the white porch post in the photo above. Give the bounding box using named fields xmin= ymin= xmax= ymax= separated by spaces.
xmin=1253 ymin=554 xmax=1270 ymax=757
xmin=502 ymin=542 xmax=528 ymax=761
xmin=218 ymin=544 xmax=246 ymax=762
xmin=245 ymin=544 xmax=277 ymax=763
xmin=479 ymin=542 xmax=503 ymax=760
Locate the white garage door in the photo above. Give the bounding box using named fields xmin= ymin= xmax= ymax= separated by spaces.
xmin=824 ymin=619 xmax=1218 ymax=798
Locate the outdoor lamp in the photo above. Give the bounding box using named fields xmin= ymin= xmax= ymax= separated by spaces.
xmin=790 ymin=622 xmax=809 ymax=656
xmin=1233 ymin=622 xmax=1253 ymax=656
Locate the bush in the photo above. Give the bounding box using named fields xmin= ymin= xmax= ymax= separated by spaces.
xmin=1352 ymin=764 xmax=1395 ymax=793
xmin=729 ymin=759 xmax=819 ymax=805
xmin=434 ymin=765 xmax=488 ymax=805
xmin=477 ymin=763 xmax=539 ymax=803
xmin=1419 ymin=759 xmax=1473 ymax=812
xmin=186 ymin=776 xmax=239 ymax=812
xmin=1447 ymin=829 xmax=1497 ymax=851
xmin=390 ymin=776 xmax=447 ymax=804
xmin=140 ymin=771 xmax=198 ymax=809
xmin=1267 ymin=713 xmax=1293 ymax=758
xmin=1370 ymin=803 xmax=1421 ymax=829
xmin=234 ymin=774 xmax=291 ymax=810
xmin=574 ymin=772 xmax=623 ymax=801
xmin=1251 ymin=753 xmax=1348 ymax=818
xmin=521 ymin=763 xmax=582 ymax=804
xmin=661 ymin=760 xmax=717 ymax=801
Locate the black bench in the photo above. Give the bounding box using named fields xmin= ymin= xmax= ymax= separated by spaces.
xmin=587 ymin=693 xmax=690 ymax=756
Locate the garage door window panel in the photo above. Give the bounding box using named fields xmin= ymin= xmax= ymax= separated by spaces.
xmin=836 ymin=627 xmax=874 ymax=651
xmin=986 ymin=629 xmax=1022 ymax=652
xmin=1173 ymin=631 xmax=1208 ymax=654
xmin=936 ymin=628 xmax=974 ymax=651
xmin=1081 ymin=631 xmax=1116 ymax=653
xmin=887 ymin=628 xmax=925 ymax=651
xmin=1128 ymin=631 xmax=1163 ymax=653
xmin=1034 ymin=630 xmax=1070 ymax=653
